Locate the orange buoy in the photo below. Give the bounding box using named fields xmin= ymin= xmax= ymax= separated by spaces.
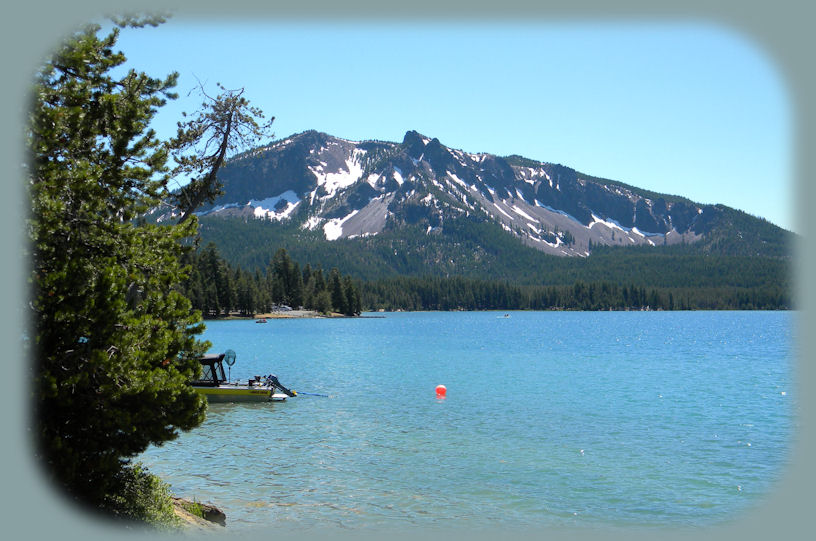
xmin=435 ymin=384 xmax=447 ymax=398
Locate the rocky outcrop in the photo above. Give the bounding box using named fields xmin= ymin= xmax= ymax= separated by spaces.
xmin=172 ymin=497 xmax=226 ymax=532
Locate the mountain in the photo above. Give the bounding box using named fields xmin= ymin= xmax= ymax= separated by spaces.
xmin=154 ymin=129 xmax=790 ymax=262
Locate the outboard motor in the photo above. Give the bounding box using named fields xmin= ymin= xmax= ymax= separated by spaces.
xmin=265 ymin=374 xmax=297 ymax=397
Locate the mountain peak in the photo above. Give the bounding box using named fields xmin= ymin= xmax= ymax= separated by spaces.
xmin=188 ymin=130 xmax=790 ymax=258
xmin=401 ymin=130 xmax=433 ymax=158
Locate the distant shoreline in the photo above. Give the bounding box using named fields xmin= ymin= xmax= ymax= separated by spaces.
xmin=205 ymin=309 xmax=351 ymax=320
xmin=202 ymin=307 xmax=793 ymax=323
xmin=253 ymin=309 xmax=329 ymax=319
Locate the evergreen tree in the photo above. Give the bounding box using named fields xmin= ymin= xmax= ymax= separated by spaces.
xmin=289 ymin=261 xmax=305 ymax=308
xmin=312 ymin=267 xmax=327 ymax=293
xmin=343 ymin=276 xmax=362 ymax=316
xmin=302 ymin=273 xmax=316 ymax=310
xmin=185 ymin=266 xmax=205 ymax=311
xmin=254 ymin=268 xmax=270 ymax=312
xmin=235 ymin=268 xmax=256 ymax=315
xmin=314 ymin=289 xmax=333 ymax=315
xmin=27 ymin=20 xmax=208 ymax=508
xmin=329 ymin=268 xmax=347 ymax=314
xmin=170 ymin=83 xmax=275 ymax=223
xmin=200 ymin=243 xmax=233 ymax=315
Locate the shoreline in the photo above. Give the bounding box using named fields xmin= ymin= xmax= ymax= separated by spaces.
xmin=203 ymin=307 xmax=792 ymax=322
xmin=253 ymin=309 xmax=343 ymax=319
xmin=206 ymin=309 xmax=345 ymax=320
xmin=172 ymin=497 xmax=226 ymax=532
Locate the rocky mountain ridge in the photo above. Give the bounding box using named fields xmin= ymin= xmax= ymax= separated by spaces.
xmin=155 ymin=129 xmax=787 ymax=258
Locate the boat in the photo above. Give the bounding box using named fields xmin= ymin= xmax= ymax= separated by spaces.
xmin=255 ymin=318 xmax=268 ymax=323
xmin=191 ymin=350 xmax=297 ymax=402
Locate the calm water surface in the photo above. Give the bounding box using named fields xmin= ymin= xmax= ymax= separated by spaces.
xmin=138 ymin=311 xmax=795 ymax=533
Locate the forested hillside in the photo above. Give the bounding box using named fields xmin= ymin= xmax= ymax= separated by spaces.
xmin=360 ymin=277 xmax=788 ymax=311
xmin=185 ymin=226 xmax=791 ymax=311
xmin=193 ymin=215 xmax=791 ymax=310
xmin=199 ymin=216 xmax=790 ymax=284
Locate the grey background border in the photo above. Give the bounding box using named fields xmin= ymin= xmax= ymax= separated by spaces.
xmin=2 ymin=1 xmax=811 ymax=540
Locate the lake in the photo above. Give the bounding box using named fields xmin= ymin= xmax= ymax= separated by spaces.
xmin=137 ymin=311 xmax=795 ymax=533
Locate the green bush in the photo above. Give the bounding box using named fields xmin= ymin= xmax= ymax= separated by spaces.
xmin=179 ymin=499 xmax=205 ymax=519
xmin=101 ymin=463 xmax=180 ymax=530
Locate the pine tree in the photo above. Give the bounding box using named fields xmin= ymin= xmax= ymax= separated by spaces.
xmin=289 ymin=261 xmax=305 ymax=308
xmin=329 ymin=268 xmax=347 ymax=314
xmin=313 ymin=267 xmax=327 ymax=293
xmin=170 ymin=83 xmax=275 ymax=223
xmin=27 ymin=20 xmax=208 ymax=508
xmin=343 ymin=276 xmax=362 ymax=316
xmin=314 ymin=289 xmax=333 ymax=315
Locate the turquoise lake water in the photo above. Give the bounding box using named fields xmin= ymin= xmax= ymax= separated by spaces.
xmin=137 ymin=311 xmax=795 ymax=533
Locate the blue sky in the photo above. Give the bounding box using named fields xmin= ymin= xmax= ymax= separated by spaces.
xmin=114 ymin=20 xmax=793 ymax=231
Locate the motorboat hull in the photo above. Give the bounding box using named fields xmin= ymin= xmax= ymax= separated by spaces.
xmin=194 ymin=385 xmax=290 ymax=402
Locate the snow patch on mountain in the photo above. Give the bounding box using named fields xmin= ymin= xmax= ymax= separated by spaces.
xmin=589 ymin=214 xmax=627 ymax=232
xmin=309 ymin=149 xmax=366 ymax=198
xmin=347 ymin=232 xmax=376 ymax=240
xmin=303 ymin=215 xmax=322 ymax=231
xmin=535 ymin=201 xmax=579 ymax=222
xmin=447 ymin=171 xmax=468 ymax=189
xmin=198 ymin=202 xmax=241 ymax=215
xmin=323 ymin=210 xmax=359 ymax=241
xmin=495 ymin=204 xmax=514 ymax=220
xmin=249 ymin=191 xmax=301 ymax=221
xmin=511 ymin=205 xmax=538 ymax=222
xmin=631 ymin=227 xmax=660 ymax=246
xmin=393 ymin=167 xmax=404 ymax=185
xmin=589 ymin=214 xmax=661 ymax=239
xmin=366 ymin=173 xmax=381 ymax=187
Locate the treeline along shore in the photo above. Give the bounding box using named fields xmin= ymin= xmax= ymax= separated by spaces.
xmin=180 ymin=244 xmax=363 ymax=317
xmin=182 ymin=245 xmax=791 ymax=314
